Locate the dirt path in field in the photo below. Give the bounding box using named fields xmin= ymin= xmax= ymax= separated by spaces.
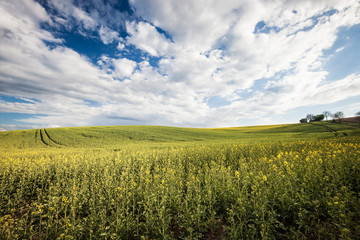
xmin=314 ymin=123 xmax=350 ymax=137
xmin=38 ymin=129 xmax=49 ymax=146
xmin=315 ymin=123 xmax=337 ymax=133
xmin=37 ymin=129 xmax=62 ymax=147
xmin=43 ymin=129 xmax=62 ymax=146
xmin=35 ymin=129 xmax=40 ymax=144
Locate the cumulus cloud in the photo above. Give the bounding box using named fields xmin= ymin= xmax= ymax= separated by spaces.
xmin=129 ymin=0 xmax=241 ymax=51
xmin=128 ymin=0 xmax=360 ymax=125
xmin=113 ymin=58 xmax=137 ymax=78
xmin=129 ymin=0 xmax=360 ymax=98
xmin=1 ymin=0 xmax=360 ymax=130
xmin=0 ymin=0 xmax=210 ymax=128
xmin=210 ymin=72 xmax=360 ymax=126
xmin=48 ymin=0 xmax=97 ymax=30
xmin=126 ymin=21 xmax=174 ymax=57
xmin=99 ymin=26 xmax=120 ymax=44
xmin=117 ymin=42 xmax=125 ymax=50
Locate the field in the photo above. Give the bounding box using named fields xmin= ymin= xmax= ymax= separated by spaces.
xmin=1 ymin=122 xmax=360 ymax=239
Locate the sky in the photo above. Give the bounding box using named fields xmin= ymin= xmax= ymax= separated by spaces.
xmin=1 ymin=0 xmax=360 ymax=131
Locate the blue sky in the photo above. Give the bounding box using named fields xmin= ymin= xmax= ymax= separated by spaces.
xmin=1 ymin=0 xmax=360 ymax=131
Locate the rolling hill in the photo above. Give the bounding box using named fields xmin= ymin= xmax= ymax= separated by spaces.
xmin=1 ymin=121 xmax=359 ymax=150
xmin=1 ymin=121 xmax=360 ymax=239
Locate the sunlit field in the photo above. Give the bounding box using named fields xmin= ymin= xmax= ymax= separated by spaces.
xmin=1 ymin=122 xmax=360 ymax=239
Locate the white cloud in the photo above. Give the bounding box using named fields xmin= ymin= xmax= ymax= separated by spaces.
xmin=211 ymin=72 xmax=360 ymax=125
xmin=1 ymin=0 xmax=360 ymax=130
xmin=126 ymin=21 xmax=174 ymax=57
xmin=0 ymin=0 xmax=49 ymax=24
xmin=130 ymin=0 xmax=242 ymax=51
xmin=347 ymin=101 xmax=360 ymax=115
xmin=312 ymin=74 xmax=360 ymax=104
xmin=0 ymin=1 xmax=210 ymax=129
xmin=48 ymin=0 xmax=97 ymax=30
xmin=113 ymin=58 xmax=137 ymax=78
xmin=97 ymin=56 xmax=137 ymax=78
xmin=128 ymin=0 xmax=360 ymax=103
xmin=99 ymin=26 xmax=120 ymax=44
xmin=117 ymin=42 xmax=125 ymax=50
xmin=0 ymin=124 xmax=45 ymax=131
xmin=335 ymin=47 xmax=345 ymax=53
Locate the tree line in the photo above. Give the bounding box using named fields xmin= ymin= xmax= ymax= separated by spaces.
xmin=300 ymin=111 xmax=345 ymax=123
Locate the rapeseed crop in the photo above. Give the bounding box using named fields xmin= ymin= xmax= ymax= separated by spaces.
xmin=0 ymin=123 xmax=359 ymax=239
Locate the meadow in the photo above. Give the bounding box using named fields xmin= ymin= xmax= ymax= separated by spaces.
xmin=0 ymin=122 xmax=360 ymax=239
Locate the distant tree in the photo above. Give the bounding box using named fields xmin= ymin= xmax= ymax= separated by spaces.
xmin=300 ymin=118 xmax=307 ymax=123
xmin=333 ymin=111 xmax=344 ymax=123
xmin=306 ymin=114 xmax=314 ymax=122
xmin=323 ymin=111 xmax=332 ymax=121
xmin=313 ymin=114 xmax=325 ymax=122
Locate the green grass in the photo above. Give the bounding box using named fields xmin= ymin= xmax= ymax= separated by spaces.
xmin=0 ymin=122 xmax=360 ymax=239
xmin=2 ymin=122 xmax=358 ymax=150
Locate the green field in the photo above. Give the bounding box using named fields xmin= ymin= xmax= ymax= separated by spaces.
xmin=1 ymin=122 xmax=360 ymax=239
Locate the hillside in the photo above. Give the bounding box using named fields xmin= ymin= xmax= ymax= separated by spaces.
xmin=1 ymin=121 xmax=360 ymax=239
xmin=342 ymin=116 xmax=360 ymax=123
xmin=1 ymin=122 xmax=359 ymax=150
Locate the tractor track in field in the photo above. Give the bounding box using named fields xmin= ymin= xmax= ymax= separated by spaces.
xmin=35 ymin=129 xmax=39 ymax=142
xmin=316 ymin=123 xmax=337 ymax=132
xmin=43 ymin=129 xmax=62 ymax=146
xmin=38 ymin=129 xmax=62 ymax=147
xmin=312 ymin=123 xmax=348 ymax=137
xmin=39 ymin=129 xmax=49 ymax=146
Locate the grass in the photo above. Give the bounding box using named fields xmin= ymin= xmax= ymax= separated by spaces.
xmin=0 ymin=122 xmax=360 ymax=239
xmin=2 ymin=122 xmax=357 ymax=149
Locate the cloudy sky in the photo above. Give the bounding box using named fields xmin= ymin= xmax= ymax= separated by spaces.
xmin=1 ymin=0 xmax=360 ymax=130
